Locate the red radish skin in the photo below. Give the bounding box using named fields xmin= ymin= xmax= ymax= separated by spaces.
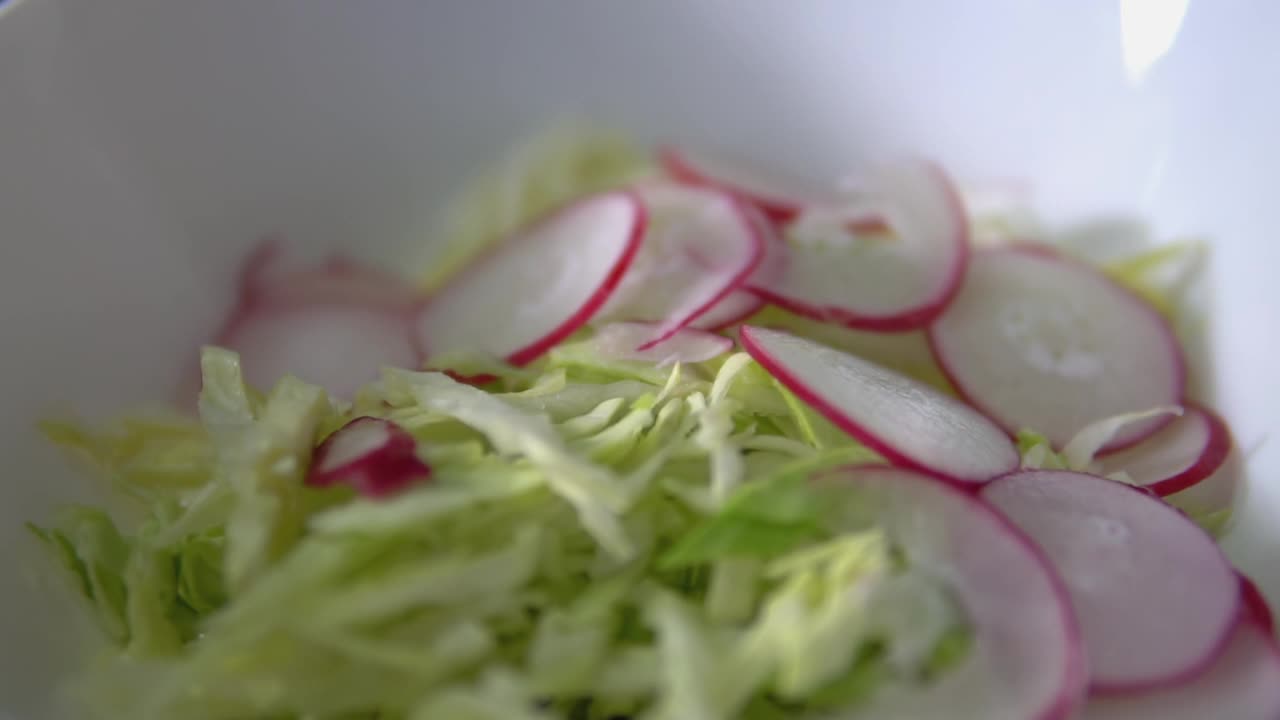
xmin=594 ymin=183 xmax=765 ymax=349
xmin=820 ymin=467 xmax=1086 ymax=720
xmin=746 ymin=159 xmax=971 ymax=331
xmin=1096 ymin=404 xmax=1237 ymax=505
xmin=307 ymin=416 xmax=431 ymax=498
xmin=1240 ymin=574 xmax=1275 ymax=635
xmin=1080 ymin=607 xmax=1280 ymax=720
xmin=740 ymin=326 xmax=1018 ymax=483
xmin=592 ymin=322 xmax=733 ymax=365
xmin=417 ymin=191 xmax=646 ymax=367
xmin=981 ymin=470 xmax=1240 ymax=694
xmin=659 ymin=146 xmax=890 ymax=234
xmin=660 ymin=145 xmax=830 ymax=224
xmin=928 ymin=248 xmax=1186 ymax=451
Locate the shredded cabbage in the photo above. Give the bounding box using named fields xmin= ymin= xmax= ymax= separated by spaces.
xmin=30 ymin=341 xmax=970 ymax=720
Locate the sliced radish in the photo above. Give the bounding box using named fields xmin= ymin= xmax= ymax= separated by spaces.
xmin=747 ymin=159 xmax=970 ymax=331
xmin=307 ymin=416 xmax=431 ymax=498
xmin=819 ymin=466 xmax=1085 ymax=720
xmin=1080 ymin=610 xmax=1280 ymax=720
xmin=929 ymin=248 xmax=1185 ymax=450
xmin=592 ymin=322 xmax=732 ymax=366
xmin=417 ymin=190 xmax=645 ymax=366
xmin=205 ymin=239 xmax=427 ymax=399
xmin=593 ymin=183 xmax=765 ymax=348
xmin=686 ymin=290 xmax=764 ymax=331
xmin=1096 ymin=404 xmax=1239 ymax=514
xmin=739 ymin=326 xmax=1018 ymax=483
xmin=220 ymin=303 xmax=423 ymax=398
xmin=660 ymin=145 xmax=839 ymax=223
xmin=981 ymin=470 xmax=1240 ymax=693
xmin=1240 ymin=574 xmax=1276 ymax=635
xmin=243 ymin=239 xmax=424 ymax=311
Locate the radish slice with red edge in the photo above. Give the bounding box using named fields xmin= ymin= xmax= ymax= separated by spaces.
xmin=244 ymin=239 xmax=424 ymax=311
xmin=221 ymin=304 xmax=423 ymax=399
xmin=1080 ymin=594 xmax=1280 ymax=720
xmin=748 ymin=159 xmax=970 ymax=331
xmin=981 ymin=470 xmax=1240 ymax=693
xmin=593 ymin=183 xmax=764 ymax=348
xmin=592 ymin=322 xmax=732 ymax=365
xmin=818 ymin=466 xmax=1085 ymax=720
xmin=1240 ymin=574 xmax=1275 ymax=635
xmin=929 ymin=248 xmax=1186 ymax=451
xmin=307 ymin=417 xmax=431 ymax=498
xmin=687 ymin=290 xmax=764 ymax=331
xmin=739 ymin=326 xmax=1018 ymax=483
xmin=660 ymin=145 xmax=838 ymax=223
xmin=1096 ymin=404 xmax=1239 ymax=514
xmin=205 ymin=239 xmax=427 ymax=399
xmin=417 ymin=190 xmax=645 ymax=366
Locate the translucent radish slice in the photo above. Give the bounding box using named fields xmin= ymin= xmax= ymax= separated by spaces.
xmin=220 ymin=303 xmax=422 ymax=399
xmin=1080 ymin=612 xmax=1280 ymax=720
xmin=417 ymin=191 xmax=645 ymax=366
xmin=307 ymin=417 xmax=431 ymax=498
xmin=929 ymin=248 xmax=1185 ymax=450
xmin=659 ymin=146 xmax=840 ymax=223
xmin=821 ymin=467 xmax=1085 ymax=720
xmin=1096 ymin=404 xmax=1238 ymax=510
xmin=981 ymin=470 xmax=1240 ymax=693
xmin=592 ymin=322 xmax=732 ymax=366
xmin=748 ymin=159 xmax=970 ymax=331
xmin=686 ymin=290 xmax=764 ymax=331
xmin=594 ymin=183 xmax=765 ymax=347
xmin=739 ymin=326 xmax=1018 ymax=483
xmin=241 ymin=237 xmax=424 ymax=311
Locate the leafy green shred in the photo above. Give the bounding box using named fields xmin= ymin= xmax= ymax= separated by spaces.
xmin=31 ymin=314 xmax=969 ymax=718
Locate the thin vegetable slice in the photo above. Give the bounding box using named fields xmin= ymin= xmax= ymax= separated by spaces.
xmin=981 ymin=470 xmax=1239 ymax=693
xmin=416 ymin=190 xmax=646 ymax=366
xmin=1080 ymin=596 xmax=1280 ymax=720
xmin=594 ymin=183 xmax=765 ymax=348
xmin=1096 ymin=404 xmax=1239 ymax=514
xmin=929 ymin=248 xmax=1185 ymax=450
xmin=592 ymin=322 xmax=732 ymax=366
xmin=747 ymin=159 xmax=970 ymax=330
xmin=307 ymin=417 xmax=432 ymax=498
xmin=739 ymin=326 xmax=1017 ymax=483
xmin=820 ymin=466 xmax=1085 ymax=720
xmin=660 ymin=146 xmax=845 ymax=223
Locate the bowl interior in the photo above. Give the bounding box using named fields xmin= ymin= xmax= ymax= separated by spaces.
xmin=2 ymin=1 xmax=1278 ymax=716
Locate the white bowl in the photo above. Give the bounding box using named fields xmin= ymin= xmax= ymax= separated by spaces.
xmin=2 ymin=1 xmax=1277 ymax=717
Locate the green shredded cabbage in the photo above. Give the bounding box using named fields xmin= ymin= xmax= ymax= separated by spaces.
xmin=30 ymin=342 xmax=970 ymax=720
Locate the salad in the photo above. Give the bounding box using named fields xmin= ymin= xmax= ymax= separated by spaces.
xmin=28 ymin=128 xmax=1279 ymax=720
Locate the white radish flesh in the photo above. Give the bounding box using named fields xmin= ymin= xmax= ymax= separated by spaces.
xmin=594 ymin=183 xmax=764 ymax=347
xmin=307 ymin=417 xmax=432 ymax=498
xmin=241 ymin=237 xmax=424 ymax=311
xmin=739 ymin=326 xmax=1018 ymax=483
xmin=1096 ymin=404 xmax=1239 ymax=514
xmin=660 ymin=146 xmax=839 ymax=223
xmin=981 ymin=470 xmax=1240 ymax=693
xmin=686 ymin=290 xmax=764 ymax=331
xmin=748 ymin=159 xmax=970 ymax=330
xmin=821 ymin=466 xmax=1086 ymax=720
xmin=417 ymin=190 xmax=645 ymax=366
xmin=929 ymin=248 xmax=1185 ymax=450
xmin=220 ymin=304 xmax=422 ymax=399
xmin=1080 ymin=616 xmax=1280 ymax=720
xmin=592 ymin=322 xmax=732 ymax=365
